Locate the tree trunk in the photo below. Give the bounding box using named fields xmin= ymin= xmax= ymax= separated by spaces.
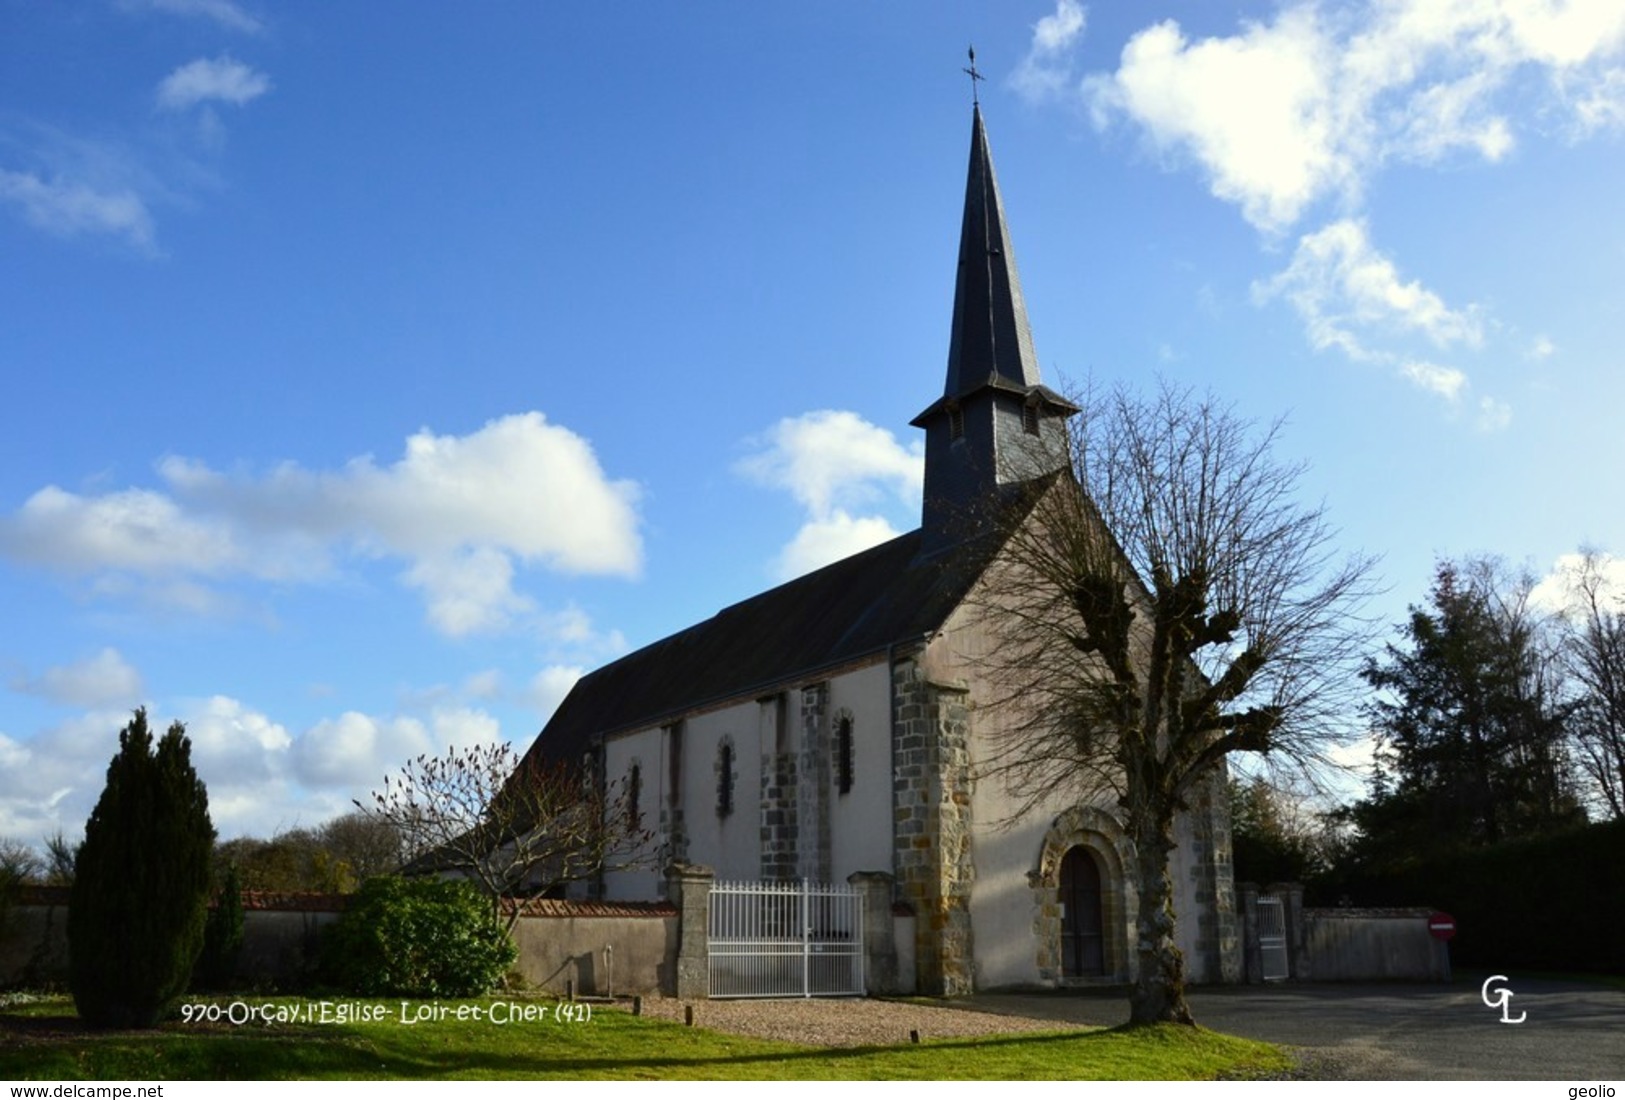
xmin=1128 ymin=812 xmax=1195 ymax=1026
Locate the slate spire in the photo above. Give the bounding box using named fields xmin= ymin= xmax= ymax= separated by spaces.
xmin=913 ymin=104 xmax=1077 ymax=553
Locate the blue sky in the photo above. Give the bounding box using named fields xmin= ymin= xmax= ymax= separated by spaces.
xmin=3 ymin=1 xmax=1623 ymax=847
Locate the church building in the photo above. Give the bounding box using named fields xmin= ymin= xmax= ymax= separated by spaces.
xmin=523 ymin=104 xmax=1241 ymax=994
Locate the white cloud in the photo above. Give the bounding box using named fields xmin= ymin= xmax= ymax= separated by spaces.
xmin=156 ymin=56 xmax=271 ymax=112
xmin=463 ymin=669 xmax=503 ymax=700
xmin=129 ymin=0 xmax=263 ymax=34
xmin=1527 ymin=334 xmax=1557 ymax=360
xmin=0 ymin=413 xmax=643 ymax=636
xmin=1011 ymin=0 xmax=1088 ymax=102
xmin=1083 ymin=1 xmax=1625 ymax=233
xmin=6 ymin=485 xmax=249 ymax=576
xmin=737 ymin=410 xmax=922 ymax=517
xmin=1253 ymin=220 xmax=1495 ymax=407
xmin=1065 ymin=1 xmax=1625 ymax=415
xmin=184 ymin=694 xmax=292 ymax=789
xmin=17 ymin=648 xmax=144 ymax=708
xmin=1254 ymin=219 xmax=1482 ymax=354
xmin=293 ymin=711 xmax=432 ymax=789
xmin=1531 ymin=551 xmax=1625 ymax=613
xmin=0 ymin=169 xmax=155 ymax=250
xmin=771 ymin=511 xmax=902 ymax=582
xmin=525 ymin=666 xmax=583 ymax=717
xmin=405 ymin=547 xmax=534 ymax=638
xmin=737 ymin=410 xmax=922 ymax=580
xmin=1401 ymin=361 xmax=1468 ymax=401
xmin=1476 ymin=396 xmax=1513 ymax=432
xmin=431 ymin=707 xmax=503 ymax=754
xmin=1084 ymin=9 xmax=1344 ymax=233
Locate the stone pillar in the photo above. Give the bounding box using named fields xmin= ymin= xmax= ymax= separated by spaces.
xmin=667 ymin=862 xmax=714 ymax=1000
xmin=1189 ymin=766 xmax=1241 ymax=984
xmin=891 ymin=659 xmax=976 ymax=996
xmin=848 ymin=870 xmax=898 ymax=995
xmin=798 ymin=682 xmax=832 ymax=883
xmin=759 ymin=695 xmax=798 ymax=881
xmin=1238 ymin=881 xmax=1261 ymax=984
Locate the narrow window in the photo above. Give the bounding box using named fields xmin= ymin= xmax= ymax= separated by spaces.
xmin=836 ymin=717 xmax=854 ymax=795
xmin=1022 ymin=402 xmax=1040 ymax=435
xmin=626 ymin=763 xmax=642 ymax=830
xmin=716 ymin=740 xmax=735 ymax=818
xmin=948 ymin=405 xmax=965 ymax=441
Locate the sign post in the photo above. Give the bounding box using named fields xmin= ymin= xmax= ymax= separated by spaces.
xmin=1427 ymin=911 xmax=1455 ymax=982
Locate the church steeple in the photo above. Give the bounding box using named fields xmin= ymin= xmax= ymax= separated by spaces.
xmin=913 ymin=103 xmax=1078 ymax=553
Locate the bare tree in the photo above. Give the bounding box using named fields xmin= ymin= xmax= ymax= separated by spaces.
xmin=971 ymin=380 xmax=1376 ymax=1025
xmin=317 ymin=811 xmax=406 ymax=882
xmin=1561 ymin=550 xmax=1625 ymax=820
xmin=363 ymin=742 xmax=651 ymax=931
xmin=44 ymin=830 xmax=78 ymax=887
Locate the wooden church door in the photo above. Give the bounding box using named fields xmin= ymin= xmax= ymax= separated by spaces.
xmin=1059 ymin=846 xmax=1106 ymax=977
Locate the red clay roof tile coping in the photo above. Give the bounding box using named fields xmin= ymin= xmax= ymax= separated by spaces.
xmin=502 ymin=897 xmax=677 ymax=919
xmin=1303 ymin=907 xmax=1438 ymax=918
xmin=15 ymin=884 xmax=675 ymax=918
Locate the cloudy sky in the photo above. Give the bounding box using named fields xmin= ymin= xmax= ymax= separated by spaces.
xmin=3 ymin=2 xmax=1623 ymax=847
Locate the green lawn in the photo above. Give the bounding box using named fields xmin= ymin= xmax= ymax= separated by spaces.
xmin=0 ymin=994 xmax=1293 ymax=1081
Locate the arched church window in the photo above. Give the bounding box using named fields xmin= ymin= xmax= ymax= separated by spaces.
xmin=836 ymin=716 xmax=854 ymax=795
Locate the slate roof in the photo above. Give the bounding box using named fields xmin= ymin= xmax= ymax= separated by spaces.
xmin=527 ymin=519 xmax=1019 ymax=764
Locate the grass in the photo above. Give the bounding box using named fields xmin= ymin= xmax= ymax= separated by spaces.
xmin=0 ymin=994 xmax=1293 ymax=1081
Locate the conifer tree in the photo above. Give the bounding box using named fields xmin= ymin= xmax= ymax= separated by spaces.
xmin=69 ymin=708 xmax=216 ymax=1028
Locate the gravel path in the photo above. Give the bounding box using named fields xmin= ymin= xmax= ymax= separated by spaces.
xmin=630 ymin=995 xmax=1091 ymax=1048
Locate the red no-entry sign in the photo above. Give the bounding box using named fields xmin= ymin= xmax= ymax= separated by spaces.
xmin=1428 ymin=912 xmax=1457 ymax=940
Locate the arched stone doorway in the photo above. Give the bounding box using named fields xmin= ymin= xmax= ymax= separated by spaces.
xmin=1059 ymin=846 xmax=1106 ymax=977
xmin=1030 ymin=805 xmax=1136 ymax=985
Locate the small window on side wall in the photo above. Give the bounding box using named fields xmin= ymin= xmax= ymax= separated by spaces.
xmin=1022 ymin=402 xmax=1040 ymax=435
xmin=836 ymin=717 xmax=854 ymax=795
xmin=626 ymin=762 xmax=642 ymax=830
xmin=949 ymin=405 xmax=965 ymax=442
xmin=716 ymin=739 xmax=735 ymax=819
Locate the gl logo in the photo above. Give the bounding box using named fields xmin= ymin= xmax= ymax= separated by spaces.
xmin=1480 ymin=974 xmax=1526 ymax=1024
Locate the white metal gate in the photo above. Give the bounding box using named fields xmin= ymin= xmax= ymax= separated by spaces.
xmin=1257 ymin=895 xmax=1289 ymax=981
xmin=708 ymin=879 xmax=864 ymax=998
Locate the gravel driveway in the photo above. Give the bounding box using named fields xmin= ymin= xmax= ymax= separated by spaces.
xmin=633 ymin=995 xmax=1089 ymax=1048
xmin=634 ymin=974 xmax=1625 ymax=1080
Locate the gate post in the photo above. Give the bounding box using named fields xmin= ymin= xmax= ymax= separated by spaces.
xmin=1238 ymin=881 xmax=1262 ymax=984
xmin=848 ymin=870 xmax=895 ymax=995
xmin=667 ymin=862 xmax=714 ymax=1000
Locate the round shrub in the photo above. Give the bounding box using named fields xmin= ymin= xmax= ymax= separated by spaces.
xmin=321 ymin=875 xmax=516 ymax=997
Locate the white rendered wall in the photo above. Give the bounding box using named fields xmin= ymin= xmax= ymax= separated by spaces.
xmin=601 ymin=725 xmax=664 ymax=900
xmin=676 ymin=700 xmax=761 ymax=883
xmin=826 ymin=661 xmax=894 ymax=883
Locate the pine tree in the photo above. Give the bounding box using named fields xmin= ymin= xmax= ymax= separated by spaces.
xmin=1354 ymin=560 xmax=1584 ymax=867
xmin=69 ymin=708 xmax=216 ymax=1028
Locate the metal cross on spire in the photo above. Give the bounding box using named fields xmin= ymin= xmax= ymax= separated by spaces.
xmin=963 ymin=45 xmax=984 ymax=106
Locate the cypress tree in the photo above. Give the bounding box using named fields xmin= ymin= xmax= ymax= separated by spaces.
xmin=69 ymin=708 xmax=216 ymax=1028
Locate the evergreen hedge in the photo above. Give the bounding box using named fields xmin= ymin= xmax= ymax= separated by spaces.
xmin=69 ymin=709 xmax=215 ymax=1028
xmin=1335 ymin=817 xmax=1625 ymax=975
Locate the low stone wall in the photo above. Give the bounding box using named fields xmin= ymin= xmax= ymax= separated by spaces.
xmin=507 ymin=898 xmax=677 ymax=996
xmin=0 ymin=887 xmax=679 ymax=994
xmin=1300 ymin=908 xmax=1450 ymax=982
xmin=1237 ymin=882 xmax=1450 ymax=983
xmin=0 ymin=886 xmax=348 ymax=990
xmin=4 ymin=870 xmax=911 ymax=999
